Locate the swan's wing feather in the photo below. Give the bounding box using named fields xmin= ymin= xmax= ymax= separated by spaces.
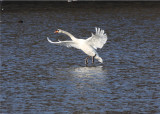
xmin=86 ymin=27 xmax=107 ymax=49
xmin=47 ymin=37 xmax=80 ymax=49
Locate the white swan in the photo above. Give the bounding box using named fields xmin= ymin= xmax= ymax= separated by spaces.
xmin=47 ymin=27 xmax=107 ymax=65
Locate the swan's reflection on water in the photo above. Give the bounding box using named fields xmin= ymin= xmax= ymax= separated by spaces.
xmin=70 ymin=66 xmax=109 ymax=97
xmin=70 ymin=66 xmax=105 ymax=77
xmin=55 ymin=65 xmax=108 ymax=85
xmin=68 ymin=66 xmax=107 ymax=88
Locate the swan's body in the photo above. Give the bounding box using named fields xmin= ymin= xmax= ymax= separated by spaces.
xmin=47 ymin=27 xmax=107 ymax=64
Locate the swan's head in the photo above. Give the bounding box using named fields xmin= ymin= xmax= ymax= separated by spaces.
xmin=54 ymin=29 xmax=63 ymax=34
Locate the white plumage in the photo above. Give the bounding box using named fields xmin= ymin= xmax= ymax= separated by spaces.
xmin=47 ymin=27 xmax=107 ymax=64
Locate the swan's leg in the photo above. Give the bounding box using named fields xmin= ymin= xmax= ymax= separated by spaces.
xmin=85 ymin=56 xmax=90 ymax=65
xmin=92 ymin=54 xmax=96 ymax=64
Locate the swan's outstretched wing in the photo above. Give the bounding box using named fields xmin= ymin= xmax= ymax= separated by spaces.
xmin=47 ymin=37 xmax=80 ymax=49
xmin=86 ymin=27 xmax=107 ymax=49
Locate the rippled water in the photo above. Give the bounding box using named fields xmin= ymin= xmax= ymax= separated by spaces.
xmin=1 ymin=2 xmax=160 ymax=113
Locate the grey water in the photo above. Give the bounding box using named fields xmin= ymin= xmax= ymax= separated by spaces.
xmin=1 ymin=2 xmax=160 ymax=113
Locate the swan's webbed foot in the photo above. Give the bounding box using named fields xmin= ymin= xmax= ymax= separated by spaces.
xmin=85 ymin=56 xmax=90 ymax=65
xmin=92 ymin=54 xmax=96 ymax=64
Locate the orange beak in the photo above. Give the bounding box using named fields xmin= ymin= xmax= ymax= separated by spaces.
xmin=54 ymin=30 xmax=59 ymax=33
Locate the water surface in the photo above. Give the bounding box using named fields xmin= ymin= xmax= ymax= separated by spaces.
xmin=1 ymin=2 xmax=160 ymax=113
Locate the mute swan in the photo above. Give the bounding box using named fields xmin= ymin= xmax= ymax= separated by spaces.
xmin=47 ymin=27 xmax=108 ymax=65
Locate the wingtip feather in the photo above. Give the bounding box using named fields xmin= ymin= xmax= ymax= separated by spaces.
xmin=47 ymin=37 xmax=51 ymax=42
xmin=47 ymin=37 xmax=55 ymax=43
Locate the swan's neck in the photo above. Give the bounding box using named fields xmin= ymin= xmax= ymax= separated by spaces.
xmin=62 ymin=31 xmax=77 ymax=41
